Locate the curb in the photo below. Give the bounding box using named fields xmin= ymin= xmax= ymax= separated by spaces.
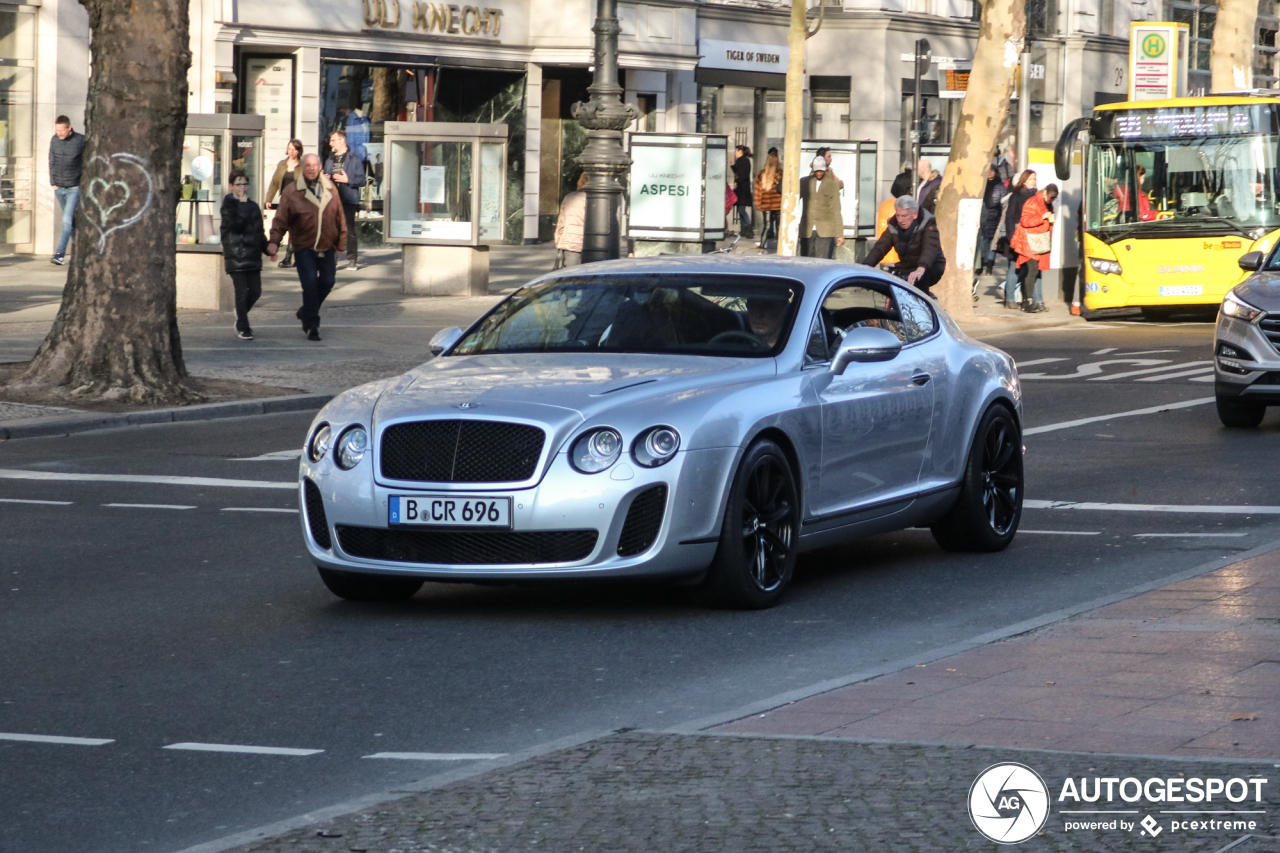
xmin=0 ymin=393 xmax=332 ymax=441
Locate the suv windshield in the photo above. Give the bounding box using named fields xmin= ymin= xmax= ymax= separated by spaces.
xmin=451 ymin=274 xmax=802 ymax=357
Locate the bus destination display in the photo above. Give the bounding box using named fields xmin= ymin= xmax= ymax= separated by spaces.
xmin=1102 ymin=105 xmax=1279 ymax=139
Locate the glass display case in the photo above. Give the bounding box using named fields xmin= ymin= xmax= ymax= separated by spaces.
xmin=800 ymin=140 xmax=879 ymax=240
xmin=383 ymin=122 xmax=508 ymax=245
xmin=627 ymin=133 xmax=730 ymax=243
xmin=1 ymin=4 xmax=36 ymax=249
xmin=176 ymin=114 xmax=265 ymax=249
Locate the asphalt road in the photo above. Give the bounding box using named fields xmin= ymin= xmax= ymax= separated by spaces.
xmin=2 ymin=315 xmax=1277 ymax=853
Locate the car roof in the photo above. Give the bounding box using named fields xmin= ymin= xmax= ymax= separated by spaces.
xmin=535 ymin=254 xmax=891 ymax=292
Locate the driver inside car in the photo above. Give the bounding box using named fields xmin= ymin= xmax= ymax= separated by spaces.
xmin=746 ymin=296 xmax=790 ymax=347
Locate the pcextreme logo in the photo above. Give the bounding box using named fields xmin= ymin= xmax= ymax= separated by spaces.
xmin=967 ymin=763 xmax=1271 ymax=844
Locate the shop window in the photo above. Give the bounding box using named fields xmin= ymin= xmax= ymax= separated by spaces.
xmin=636 ymin=94 xmax=658 ymax=132
xmin=697 ymin=85 xmax=720 ymax=134
xmin=1025 ymin=0 xmax=1058 ymax=37
xmin=538 ymin=68 xmax=591 ymax=241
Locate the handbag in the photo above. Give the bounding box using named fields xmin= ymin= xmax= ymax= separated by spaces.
xmin=1026 ymin=228 xmax=1052 ymax=255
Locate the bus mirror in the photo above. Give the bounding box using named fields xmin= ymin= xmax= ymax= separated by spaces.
xmin=1054 ymin=117 xmax=1093 ymax=181
xmin=1239 ymin=252 xmax=1264 ymax=272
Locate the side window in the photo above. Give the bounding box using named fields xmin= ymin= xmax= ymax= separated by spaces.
xmin=805 ymin=315 xmax=830 ymax=363
xmin=892 ymin=285 xmax=937 ymax=343
xmin=820 ymin=279 xmax=904 ymax=344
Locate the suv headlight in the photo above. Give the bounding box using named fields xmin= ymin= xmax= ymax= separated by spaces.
xmin=633 ymin=426 xmax=681 ymax=467
xmin=1222 ymin=292 xmax=1264 ymax=323
xmin=307 ymin=423 xmax=332 ymax=462
xmin=570 ymin=428 xmax=623 ymax=473
xmin=1088 ymin=257 xmax=1122 ymax=276
xmin=335 ymin=426 xmax=369 ymax=470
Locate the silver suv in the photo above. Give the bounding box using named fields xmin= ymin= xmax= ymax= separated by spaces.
xmin=1214 ymin=250 xmax=1280 ymax=427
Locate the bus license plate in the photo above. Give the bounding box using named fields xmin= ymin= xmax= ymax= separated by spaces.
xmin=389 ymin=495 xmax=511 ymax=528
xmin=1159 ymin=285 xmax=1203 ymax=297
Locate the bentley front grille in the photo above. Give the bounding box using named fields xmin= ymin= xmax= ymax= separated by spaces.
xmin=380 ymin=420 xmax=546 ymax=483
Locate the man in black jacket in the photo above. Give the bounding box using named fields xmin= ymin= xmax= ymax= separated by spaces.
xmin=324 ymin=131 xmax=367 ymax=271
xmin=49 ymin=115 xmax=85 ymax=265
xmin=861 ymin=195 xmax=947 ymax=294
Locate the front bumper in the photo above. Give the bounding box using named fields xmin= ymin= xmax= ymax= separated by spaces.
xmin=298 ymin=446 xmax=738 ymax=580
xmin=1214 ymin=313 xmax=1280 ymax=403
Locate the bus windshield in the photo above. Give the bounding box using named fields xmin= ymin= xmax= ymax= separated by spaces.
xmin=1086 ymin=134 xmax=1280 ymax=235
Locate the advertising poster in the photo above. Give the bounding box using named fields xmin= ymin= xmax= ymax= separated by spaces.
xmin=628 ymin=141 xmax=704 ymax=240
xmin=245 ymin=57 xmax=294 ymax=169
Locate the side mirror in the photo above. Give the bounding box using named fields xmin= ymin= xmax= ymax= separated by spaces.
xmin=830 ymin=326 xmax=903 ymax=375
xmin=1239 ymin=251 xmax=1264 ymax=272
xmin=429 ymin=326 xmax=463 ymax=356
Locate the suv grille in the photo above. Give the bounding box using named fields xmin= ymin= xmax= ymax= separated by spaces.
xmin=1259 ymin=314 xmax=1280 ymax=353
xmin=381 ymin=420 xmax=546 ymax=482
xmin=335 ymin=526 xmax=598 ymax=565
xmin=617 ymin=485 xmax=668 ymax=557
xmin=303 ymin=478 xmax=332 ymax=549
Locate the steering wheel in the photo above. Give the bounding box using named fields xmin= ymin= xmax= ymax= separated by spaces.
xmin=709 ymin=330 xmax=771 ymax=351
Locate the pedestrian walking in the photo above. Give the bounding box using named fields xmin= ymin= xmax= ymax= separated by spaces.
xmin=798 ymin=156 xmax=843 ymax=259
xmin=916 ymin=158 xmax=942 ymax=214
xmin=554 ymin=172 xmax=588 ymax=268
xmin=1010 ymin=181 xmax=1058 ymax=313
xmin=220 ymin=169 xmax=269 ymax=341
xmin=754 ymin=151 xmax=782 ymax=250
xmin=49 ymin=115 xmax=85 ymax=266
xmin=324 ymin=131 xmax=366 ymax=271
xmin=862 ymin=195 xmax=946 ymax=294
xmin=999 ymin=170 xmax=1038 ymax=309
xmin=978 ymin=168 xmax=1008 ymax=276
xmin=732 ymin=145 xmax=754 ymax=239
xmin=267 ymin=153 xmax=347 ymax=342
xmin=265 ymin=139 xmax=304 ymax=268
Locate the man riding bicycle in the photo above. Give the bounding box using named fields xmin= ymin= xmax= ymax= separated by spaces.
xmin=862 ymin=194 xmax=946 ymax=295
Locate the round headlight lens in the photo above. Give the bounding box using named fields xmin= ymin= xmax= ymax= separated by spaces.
xmin=308 ymin=423 xmax=332 ymax=463
xmin=335 ymin=426 xmax=369 ymax=470
xmin=635 ymin=426 xmax=681 ymax=467
xmin=571 ymin=427 xmax=623 ymax=473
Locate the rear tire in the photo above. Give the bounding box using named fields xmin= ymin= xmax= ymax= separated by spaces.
xmin=695 ymin=439 xmax=800 ymax=610
xmin=317 ymin=568 xmax=424 ymax=602
xmin=1216 ymin=397 xmax=1266 ymax=428
xmin=931 ymin=405 xmax=1023 ymax=552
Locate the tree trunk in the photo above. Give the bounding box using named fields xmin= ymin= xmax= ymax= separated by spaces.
xmin=370 ymin=66 xmax=401 ymax=124
xmin=10 ymin=0 xmax=194 ymax=404
xmin=1212 ymin=0 xmax=1256 ymax=92
xmin=931 ymin=0 xmax=1025 ymax=319
xmin=777 ymin=0 xmax=807 ymax=257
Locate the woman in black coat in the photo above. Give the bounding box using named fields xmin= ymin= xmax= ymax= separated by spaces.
xmin=732 ymin=145 xmax=754 ymax=239
xmin=220 ymin=168 xmax=269 ymax=340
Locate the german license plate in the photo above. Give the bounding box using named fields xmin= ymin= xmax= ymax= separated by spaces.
xmin=1159 ymin=285 xmax=1203 ymax=297
xmin=389 ymin=495 xmax=511 ymax=528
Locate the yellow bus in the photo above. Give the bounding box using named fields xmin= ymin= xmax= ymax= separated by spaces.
xmin=1056 ymin=96 xmax=1280 ymax=315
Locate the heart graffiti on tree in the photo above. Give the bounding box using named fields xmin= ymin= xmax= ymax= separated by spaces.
xmin=84 ymin=153 xmax=155 ymax=252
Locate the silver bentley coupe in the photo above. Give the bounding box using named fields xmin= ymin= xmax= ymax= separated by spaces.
xmin=299 ymin=256 xmax=1023 ymax=609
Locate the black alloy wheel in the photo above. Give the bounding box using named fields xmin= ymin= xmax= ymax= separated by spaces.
xmin=696 ymin=439 xmax=800 ymax=609
xmin=931 ymin=405 xmax=1023 ymax=552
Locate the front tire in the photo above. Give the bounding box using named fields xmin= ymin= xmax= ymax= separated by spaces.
xmin=695 ymin=439 xmax=800 ymax=610
xmin=931 ymin=405 xmax=1023 ymax=552
xmin=1217 ymin=397 xmax=1266 ymax=428
xmin=318 ymin=568 xmax=424 ymax=602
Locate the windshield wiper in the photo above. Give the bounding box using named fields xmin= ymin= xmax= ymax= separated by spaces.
xmin=1142 ymin=216 xmax=1250 ymax=235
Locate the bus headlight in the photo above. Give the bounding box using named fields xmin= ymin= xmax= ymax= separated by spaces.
xmin=1089 ymin=257 xmax=1122 ymax=276
xmin=1222 ymin=292 xmax=1264 ymax=323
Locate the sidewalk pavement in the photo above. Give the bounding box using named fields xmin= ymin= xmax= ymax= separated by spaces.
xmin=0 ymin=246 xmax=1080 ymax=431
xmin=208 ymin=548 xmax=1280 ymax=853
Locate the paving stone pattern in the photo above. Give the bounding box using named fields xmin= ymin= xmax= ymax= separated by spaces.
xmin=232 ymin=731 xmax=1278 ymax=853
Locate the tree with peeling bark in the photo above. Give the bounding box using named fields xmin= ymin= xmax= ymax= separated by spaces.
xmin=1211 ymin=0 xmax=1257 ymax=92
xmin=777 ymin=0 xmax=809 ymax=257
xmin=930 ymin=0 xmax=1026 ymax=319
xmin=8 ymin=0 xmax=195 ymax=404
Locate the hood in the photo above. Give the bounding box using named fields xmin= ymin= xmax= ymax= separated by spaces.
xmin=1235 ymin=272 xmax=1280 ymax=311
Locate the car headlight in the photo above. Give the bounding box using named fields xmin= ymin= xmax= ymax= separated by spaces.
xmin=335 ymin=426 xmax=368 ymax=470
xmin=633 ymin=426 xmax=680 ymax=467
xmin=570 ymin=427 xmax=622 ymax=473
xmin=1088 ymin=257 xmax=1122 ymax=276
xmin=1222 ymin=292 xmax=1264 ymax=323
xmin=307 ymin=423 xmax=332 ymax=463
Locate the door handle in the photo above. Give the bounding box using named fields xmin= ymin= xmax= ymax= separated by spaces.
xmin=911 ymin=371 xmax=931 ymax=386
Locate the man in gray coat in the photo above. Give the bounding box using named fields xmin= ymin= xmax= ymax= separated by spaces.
xmin=49 ymin=115 xmax=85 ymax=265
xmin=798 ymin=156 xmax=844 ymax=259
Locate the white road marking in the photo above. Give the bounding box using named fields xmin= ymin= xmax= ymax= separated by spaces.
xmin=363 ymin=752 xmax=507 ymax=761
xmin=1089 ymin=361 xmax=1211 ymax=381
xmin=1019 ymin=529 xmax=1101 ymax=535
xmin=1090 ymin=347 xmax=1118 ymax=355
xmin=1189 ymin=374 xmax=1217 ymax=383
xmin=0 ymin=732 xmax=114 ymax=746
xmin=232 ymin=450 xmax=302 ymax=462
xmin=1026 ymin=499 xmax=1280 ymax=515
xmin=103 ymin=503 xmax=195 ymax=510
xmin=1023 ymin=397 xmax=1215 ymax=435
xmin=0 ymin=498 xmax=73 ymax=506
xmin=0 ymin=469 xmax=294 ymax=490
xmin=162 ymin=742 xmax=323 ymax=756
xmin=220 ymin=507 xmax=299 ymax=514
xmin=1118 ymin=349 xmax=1180 ymax=356
xmin=1134 ymin=532 xmax=1249 ymax=538
xmin=1015 ymin=357 xmax=1069 ymax=368
xmin=1135 ymin=366 xmax=1215 ymax=382
xmin=1021 ymin=358 xmax=1170 ymax=379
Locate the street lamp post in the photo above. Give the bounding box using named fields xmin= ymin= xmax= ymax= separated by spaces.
xmin=572 ymin=0 xmax=635 ymax=263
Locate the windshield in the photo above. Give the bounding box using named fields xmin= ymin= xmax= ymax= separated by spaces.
xmin=451 ymin=274 xmax=803 ymax=358
xmin=1086 ymin=135 xmax=1280 ymax=234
